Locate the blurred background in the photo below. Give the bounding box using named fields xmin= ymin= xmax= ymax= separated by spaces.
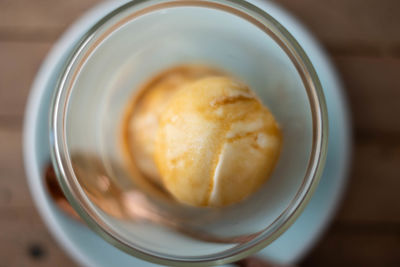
xmin=0 ymin=0 xmax=399 ymax=266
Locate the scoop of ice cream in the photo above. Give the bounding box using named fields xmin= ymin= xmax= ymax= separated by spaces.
xmin=127 ymin=66 xmax=222 ymax=185
xmin=154 ymin=76 xmax=282 ymax=207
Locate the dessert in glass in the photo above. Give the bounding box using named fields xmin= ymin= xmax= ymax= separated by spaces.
xmin=50 ymin=0 xmax=328 ymax=265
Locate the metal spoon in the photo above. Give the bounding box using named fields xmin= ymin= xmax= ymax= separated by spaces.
xmin=44 ymin=163 xmax=295 ymax=267
xmin=45 ymin=162 xmax=261 ymax=242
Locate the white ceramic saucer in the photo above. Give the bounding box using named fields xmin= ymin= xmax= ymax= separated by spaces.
xmin=23 ymin=0 xmax=351 ymax=266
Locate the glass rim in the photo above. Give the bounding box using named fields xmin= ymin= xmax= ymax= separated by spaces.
xmin=50 ymin=0 xmax=329 ymax=265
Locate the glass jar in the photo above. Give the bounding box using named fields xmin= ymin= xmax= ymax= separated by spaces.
xmin=50 ymin=0 xmax=328 ymax=265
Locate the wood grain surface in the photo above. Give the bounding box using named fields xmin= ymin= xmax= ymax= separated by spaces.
xmin=0 ymin=0 xmax=399 ymax=266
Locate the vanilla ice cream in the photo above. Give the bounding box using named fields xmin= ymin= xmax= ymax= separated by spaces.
xmin=154 ymin=76 xmax=282 ymax=207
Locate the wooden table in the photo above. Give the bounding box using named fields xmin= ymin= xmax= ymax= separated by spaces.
xmin=0 ymin=0 xmax=399 ymax=266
